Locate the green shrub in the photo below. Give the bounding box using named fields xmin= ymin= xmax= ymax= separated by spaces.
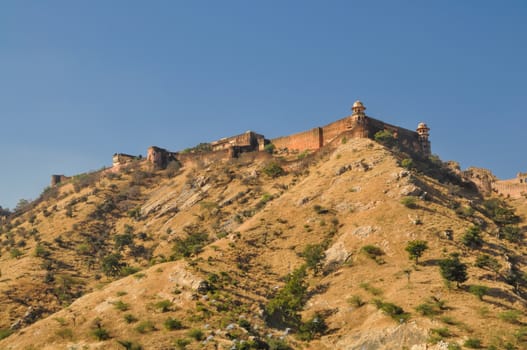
xmin=360 ymin=245 xmax=385 ymax=264
xmin=502 ymin=225 xmax=523 ymax=243
xmin=265 ymin=266 xmax=307 ymax=328
xmin=174 ymin=338 xmax=191 ymax=349
xmin=267 ymin=338 xmax=292 ymax=350
xmin=474 ymin=254 xmax=501 ymax=273
xmin=374 ymin=130 xmax=395 ymax=147
xmin=463 ymin=338 xmax=482 ymax=348
xmin=92 ymin=327 xmax=110 ymax=340
xmin=461 ymin=226 xmax=483 ymax=249
xmin=10 ymin=248 xmax=22 ymax=259
xmin=154 ymin=299 xmax=173 ymax=312
xmin=114 ymin=300 xmax=129 ymax=311
xmin=447 ymin=343 xmax=461 ymax=350
xmin=348 ymin=295 xmax=365 ymax=307
xmin=301 ymin=244 xmax=326 ymax=275
xmin=468 ymin=285 xmax=489 ymax=301
xmin=135 ymin=320 xmax=156 ymax=333
xmin=188 ymin=328 xmax=204 ymax=341
xmin=359 ymin=282 xmax=383 ymax=296
xmin=34 ymin=243 xmax=51 ymax=258
xmin=401 ymin=158 xmax=414 ymax=169
xmin=264 ymin=143 xmax=275 ymax=154
xmin=116 ymin=340 xmax=143 ymax=350
xmin=439 ymin=253 xmax=468 ymax=288
xmin=55 ymin=327 xmax=74 ymax=340
xmin=171 ymin=232 xmax=209 ymax=259
xmin=262 ymin=162 xmax=285 ymax=178
xmin=297 ymin=312 xmax=328 ymax=341
xmin=164 ymin=317 xmax=183 ymax=330
xmin=0 ymin=328 xmax=13 ymax=340
xmin=372 ymin=299 xmax=410 ymax=322
xmin=499 ymin=309 xmax=521 ymax=324
xmin=124 ymin=314 xmax=138 ymax=323
xmin=400 ymin=196 xmax=417 ymax=209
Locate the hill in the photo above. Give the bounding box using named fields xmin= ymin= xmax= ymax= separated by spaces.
xmin=0 ymin=138 xmax=526 ymax=349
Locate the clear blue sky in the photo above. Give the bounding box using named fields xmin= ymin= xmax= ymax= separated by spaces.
xmin=1 ymin=1 xmax=526 ymax=210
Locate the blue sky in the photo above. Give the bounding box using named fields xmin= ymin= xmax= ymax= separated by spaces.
xmin=1 ymin=1 xmax=526 ymax=209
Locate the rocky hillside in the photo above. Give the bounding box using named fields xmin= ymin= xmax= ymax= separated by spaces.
xmin=0 ymin=138 xmax=526 ymax=350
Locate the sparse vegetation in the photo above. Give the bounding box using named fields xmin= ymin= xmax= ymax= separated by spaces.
xmin=400 ymin=196 xmax=417 ymax=209
xmin=405 ymin=240 xmax=428 ymax=264
xmin=372 ymin=299 xmax=410 ymax=322
xmin=262 ymin=162 xmax=285 ymax=178
xmin=164 ymin=317 xmax=183 ymax=330
xmin=439 ymin=253 xmax=468 ymax=288
xmin=468 ymin=285 xmax=489 ymax=301
xmin=135 ymin=320 xmax=156 ymax=333
xmin=360 ymin=245 xmax=385 ymax=264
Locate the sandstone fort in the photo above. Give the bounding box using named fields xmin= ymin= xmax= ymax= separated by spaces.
xmin=52 ymin=100 xmax=526 ymax=198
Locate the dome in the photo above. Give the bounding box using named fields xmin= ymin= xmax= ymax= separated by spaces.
xmin=417 ymin=122 xmax=429 ymax=130
xmin=352 ymin=100 xmax=365 ymax=109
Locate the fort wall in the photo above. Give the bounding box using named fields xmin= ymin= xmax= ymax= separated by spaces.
xmin=493 ymin=179 xmax=527 ymax=198
xmin=271 ymin=127 xmax=323 ymax=152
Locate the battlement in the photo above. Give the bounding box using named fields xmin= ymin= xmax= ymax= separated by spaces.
xmin=144 ymin=100 xmax=432 ymax=169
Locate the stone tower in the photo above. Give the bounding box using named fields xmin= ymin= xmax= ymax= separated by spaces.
xmin=350 ymin=100 xmax=368 ymax=137
xmin=416 ymin=122 xmax=431 ymax=156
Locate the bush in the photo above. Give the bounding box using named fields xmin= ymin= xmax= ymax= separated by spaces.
xmin=114 ymin=300 xmax=129 ymax=311
xmin=164 ymin=317 xmax=183 ymax=330
xmin=400 ymin=196 xmax=417 ymax=209
xmin=297 ymin=312 xmax=328 ymax=341
xmin=264 ymin=143 xmax=275 ymax=154
xmin=154 ymin=299 xmax=173 ymax=312
xmin=372 ymin=299 xmax=410 ymax=322
xmin=124 ymin=314 xmax=138 ymax=323
xmin=301 ymin=244 xmax=325 ymax=275
xmin=92 ymin=327 xmax=110 ymax=340
xmin=10 ymin=248 xmax=22 ymax=259
xmin=171 ymin=232 xmax=209 ymax=259
xmin=348 ymin=295 xmax=365 ymax=307
xmin=464 ymin=338 xmax=482 ymax=348
xmin=135 ymin=320 xmax=156 ymax=333
xmin=174 ymin=338 xmax=191 ymax=349
xmin=374 ymin=130 xmax=396 ymax=147
xmin=502 ymin=225 xmax=523 ymax=243
xmin=474 ymin=254 xmax=501 ymax=273
xmin=265 ymin=266 xmax=307 ymax=328
xmin=34 ymin=243 xmax=51 ymax=258
xmin=188 ymin=328 xmax=204 ymax=341
xmin=461 ymin=226 xmax=483 ymax=249
xmin=262 ymin=162 xmax=285 ymax=178
xmin=116 ymin=340 xmax=143 ymax=350
xmin=359 ymin=282 xmax=383 ymax=296
xmin=469 ymin=285 xmax=489 ymax=300
xmin=401 ymin=158 xmax=414 ymax=169
xmin=360 ymin=245 xmax=384 ymax=264
xmin=0 ymin=328 xmax=13 ymax=340
xmin=101 ymin=253 xmax=124 ymax=277
xmin=439 ymin=254 xmax=467 ymax=288
xmin=499 ymin=309 xmax=521 ymax=324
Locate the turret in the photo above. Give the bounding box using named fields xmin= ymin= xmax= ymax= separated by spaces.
xmin=416 ymin=122 xmax=431 ymax=156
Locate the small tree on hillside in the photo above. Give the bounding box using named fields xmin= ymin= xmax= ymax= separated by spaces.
xmin=374 ymin=130 xmax=396 ymax=148
xmin=439 ymin=253 xmax=468 ymax=288
xmin=405 ymin=240 xmax=428 ymax=265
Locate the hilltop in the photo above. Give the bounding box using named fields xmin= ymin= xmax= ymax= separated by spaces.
xmin=0 ymin=124 xmax=526 ymax=349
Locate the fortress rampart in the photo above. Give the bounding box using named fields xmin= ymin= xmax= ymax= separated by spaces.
xmin=143 ymin=101 xmax=431 ymax=169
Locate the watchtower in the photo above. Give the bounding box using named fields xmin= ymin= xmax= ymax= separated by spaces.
xmin=416 ymin=122 xmax=431 ymax=156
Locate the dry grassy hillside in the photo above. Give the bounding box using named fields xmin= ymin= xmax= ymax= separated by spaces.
xmin=0 ymin=138 xmax=526 ymax=350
